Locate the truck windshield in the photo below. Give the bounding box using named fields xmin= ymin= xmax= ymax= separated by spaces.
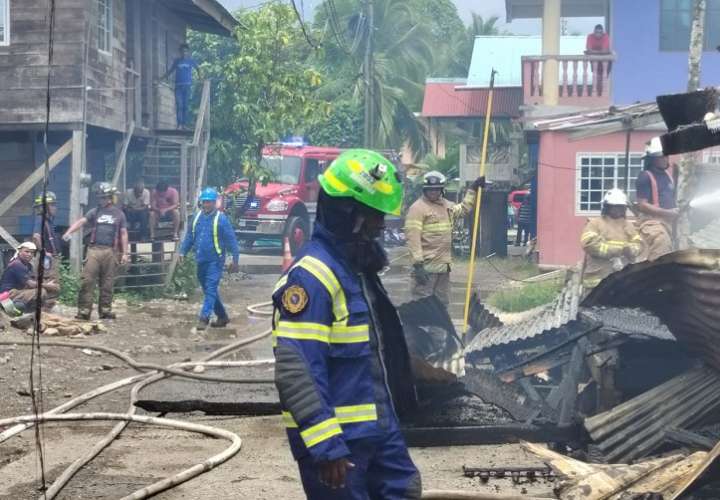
xmin=261 ymin=156 xmax=302 ymax=184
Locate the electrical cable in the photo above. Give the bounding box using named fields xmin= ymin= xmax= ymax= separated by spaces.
xmin=27 ymin=0 xmax=59 ymax=493
xmin=290 ymin=0 xmax=320 ymax=50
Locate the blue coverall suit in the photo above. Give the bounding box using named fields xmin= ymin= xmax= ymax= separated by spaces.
xmin=272 ymin=224 xmax=421 ymax=500
xmin=179 ymin=210 xmax=239 ymax=321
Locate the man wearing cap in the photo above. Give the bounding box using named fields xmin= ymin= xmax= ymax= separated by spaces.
xmin=0 ymin=242 xmax=59 ymax=312
xmin=178 ymin=187 xmax=240 ymax=330
xmin=32 ymin=191 xmax=62 ymax=305
xmin=63 ymin=182 xmax=129 ymax=320
xmin=404 ymin=171 xmax=485 ymax=307
xmin=635 ymin=137 xmax=678 ymax=261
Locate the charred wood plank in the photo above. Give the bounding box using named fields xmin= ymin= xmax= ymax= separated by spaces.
xmin=402 ymin=422 xmax=583 ymax=448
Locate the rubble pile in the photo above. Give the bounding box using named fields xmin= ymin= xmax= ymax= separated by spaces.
xmin=458 ymin=250 xmax=720 ymax=497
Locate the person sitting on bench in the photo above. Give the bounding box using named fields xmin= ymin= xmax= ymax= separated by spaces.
xmin=150 ymin=180 xmax=180 ymax=241
xmin=0 ymin=242 xmax=59 ymax=313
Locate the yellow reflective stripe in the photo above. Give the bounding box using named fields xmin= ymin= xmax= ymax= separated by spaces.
xmin=282 ymin=411 xmax=298 ymax=428
xmin=581 ymin=231 xmax=598 ymax=243
xmin=331 ymin=323 xmax=370 ymax=343
xmin=598 ymin=243 xmax=609 ymax=255
xmin=423 ymin=222 xmax=452 ymax=233
xmin=405 ymin=221 xmax=423 ymax=229
xmin=274 ymin=321 xmax=331 ymax=343
xmin=322 ymin=170 xmax=349 ymax=193
xmin=335 ymin=404 xmax=377 ymax=424
xmin=301 ymin=418 xmax=343 ymax=448
xmin=191 ymin=211 xmax=222 ymax=255
xmin=282 ymin=405 xmax=377 ymax=429
xmin=213 ymin=212 xmax=221 ymax=255
xmin=273 ymin=275 xmax=288 ymax=294
xmin=605 ymin=240 xmax=629 ymax=247
xmin=296 ymin=256 xmax=349 ymax=323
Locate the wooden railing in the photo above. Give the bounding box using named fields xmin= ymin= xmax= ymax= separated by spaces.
xmin=522 ymin=54 xmax=615 ymax=107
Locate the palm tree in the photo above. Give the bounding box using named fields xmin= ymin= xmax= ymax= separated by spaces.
xmin=314 ymin=0 xmax=435 ymax=152
xmin=469 ymin=14 xmax=501 ymax=37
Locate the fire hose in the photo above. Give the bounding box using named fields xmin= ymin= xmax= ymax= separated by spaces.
xmin=1 ymin=296 xmax=550 ymax=499
xmin=0 ymin=301 xmax=273 ymax=500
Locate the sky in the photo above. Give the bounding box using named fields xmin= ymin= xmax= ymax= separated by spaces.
xmin=218 ymin=0 xmax=600 ymax=36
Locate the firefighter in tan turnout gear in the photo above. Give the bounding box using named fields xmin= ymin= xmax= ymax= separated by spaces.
xmin=405 ymin=171 xmax=485 ymax=306
xmin=580 ymin=189 xmax=643 ymax=288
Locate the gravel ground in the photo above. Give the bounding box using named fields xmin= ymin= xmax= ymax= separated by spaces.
xmin=0 ymin=258 xmax=556 ymax=499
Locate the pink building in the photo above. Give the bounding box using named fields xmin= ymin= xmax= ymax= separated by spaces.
xmin=532 ymin=120 xmax=660 ymax=267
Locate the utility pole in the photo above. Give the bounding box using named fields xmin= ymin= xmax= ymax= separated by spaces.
xmin=676 ymin=0 xmax=706 ymax=249
xmin=363 ymin=0 xmax=374 ymax=148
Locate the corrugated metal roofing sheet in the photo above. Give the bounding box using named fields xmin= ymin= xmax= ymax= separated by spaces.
xmin=421 ymin=81 xmax=523 ymax=118
xmin=582 ymin=307 xmax=675 ymax=341
xmin=465 ymin=271 xmax=584 ymax=354
xmin=583 ymin=249 xmax=720 ymax=372
xmin=466 ymin=36 xmax=587 ymax=87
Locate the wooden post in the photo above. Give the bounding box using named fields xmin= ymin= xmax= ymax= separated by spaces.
xmin=180 ymin=143 xmax=188 ymax=227
xmin=70 ymin=130 xmax=85 ymax=272
xmin=111 ymin=120 xmax=135 ymax=188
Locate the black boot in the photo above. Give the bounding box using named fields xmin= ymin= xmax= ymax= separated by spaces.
xmin=197 ymin=317 xmax=209 ymax=331
xmin=210 ymin=317 xmax=230 ymax=328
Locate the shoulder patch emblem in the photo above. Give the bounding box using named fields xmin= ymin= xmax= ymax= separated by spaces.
xmin=282 ymin=285 xmax=309 ymax=314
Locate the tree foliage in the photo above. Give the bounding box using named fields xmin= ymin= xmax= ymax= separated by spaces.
xmin=191 ymin=3 xmax=327 ymax=185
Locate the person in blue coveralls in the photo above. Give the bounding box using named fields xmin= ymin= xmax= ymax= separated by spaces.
xmin=162 ymin=43 xmax=200 ymax=129
xmin=178 ymin=187 xmax=239 ymax=330
xmin=272 ymin=149 xmax=422 ymax=499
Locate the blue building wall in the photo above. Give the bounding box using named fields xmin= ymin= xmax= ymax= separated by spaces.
xmin=611 ymin=0 xmax=720 ymax=105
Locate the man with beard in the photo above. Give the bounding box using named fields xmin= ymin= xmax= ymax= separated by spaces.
xmin=272 ymin=149 xmax=421 ymax=499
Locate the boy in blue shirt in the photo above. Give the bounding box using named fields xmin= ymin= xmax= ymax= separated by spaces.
xmin=179 ymin=188 xmax=240 ymax=330
xmin=162 ymin=43 xmax=200 ymax=129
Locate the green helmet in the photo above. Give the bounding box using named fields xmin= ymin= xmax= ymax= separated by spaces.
xmin=34 ymin=191 xmax=57 ymax=207
xmin=318 ymin=149 xmax=403 ymax=216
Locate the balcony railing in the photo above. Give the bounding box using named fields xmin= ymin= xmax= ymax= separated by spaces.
xmin=522 ymin=54 xmax=615 ymax=107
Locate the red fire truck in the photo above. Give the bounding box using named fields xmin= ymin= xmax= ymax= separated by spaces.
xmin=223 ymin=144 xmax=343 ymax=255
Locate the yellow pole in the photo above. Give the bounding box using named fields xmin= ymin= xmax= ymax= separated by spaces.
xmin=462 ymin=69 xmax=497 ymax=335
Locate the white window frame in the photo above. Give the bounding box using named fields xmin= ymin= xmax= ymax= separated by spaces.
xmin=96 ymin=0 xmax=112 ymax=54
xmin=575 ymin=152 xmax=644 ymax=215
xmin=0 ymin=0 xmax=10 ymax=46
xmin=703 ymin=149 xmax=720 ymax=165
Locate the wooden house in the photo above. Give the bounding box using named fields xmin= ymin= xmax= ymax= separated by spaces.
xmin=0 ymin=0 xmax=236 ymax=269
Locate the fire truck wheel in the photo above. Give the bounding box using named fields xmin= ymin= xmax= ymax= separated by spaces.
xmin=286 ymin=216 xmax=309 ymax=256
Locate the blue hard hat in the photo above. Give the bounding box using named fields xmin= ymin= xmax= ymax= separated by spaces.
xmin=199 ymin=187 xmax=218 ymax=202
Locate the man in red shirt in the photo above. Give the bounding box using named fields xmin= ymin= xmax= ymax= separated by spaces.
xmin=586 ymin=24 xmax=611 ymax=54
xmin=585 ymin=24 xmax=611 ymax=95
xmin=150 ymin=180 xmax=181 ymax=240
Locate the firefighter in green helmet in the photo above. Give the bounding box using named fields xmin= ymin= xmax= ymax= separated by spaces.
xmin=272 ymin=149 xmax=421 ymax=499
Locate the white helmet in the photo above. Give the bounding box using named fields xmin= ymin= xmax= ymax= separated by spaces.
xmin=422 ymin=171 xmax=447 ymax=189
xmin=603 ymin=188 xmax=629 ymax=206
xmin=644 ymin=137 xmax=664 ymax=158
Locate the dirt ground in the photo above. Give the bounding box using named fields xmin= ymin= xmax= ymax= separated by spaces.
xmin=0 ymin=258 xmax=557 ymax=499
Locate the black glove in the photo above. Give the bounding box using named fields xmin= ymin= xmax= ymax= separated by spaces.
xmin=471 ymin=176 xmax=486 ymax=191
xmin=413 ymin=263 xmax=430 ymax=285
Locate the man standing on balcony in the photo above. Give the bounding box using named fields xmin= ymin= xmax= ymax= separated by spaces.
xmin=585 ymin=24 xmax=611 ymax=95
xmin=162 ymin=43 xmax=200 ymax=129
xmin=635 ymin=137 xmax=678 ymax=261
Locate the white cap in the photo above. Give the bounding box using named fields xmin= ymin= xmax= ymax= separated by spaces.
xmin=644 ymin=137 xmax=664 ymax=157
xmin=603 ymin=188 xmax=629 ymax=206
xmin=17 ymin=241 xmax=37 ymax=251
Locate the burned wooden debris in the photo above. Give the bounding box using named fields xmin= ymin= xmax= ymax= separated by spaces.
xmin=461 ymin=249 xmax=720 ymax=487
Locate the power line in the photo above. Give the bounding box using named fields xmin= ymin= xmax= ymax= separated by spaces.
xmin=31 ymin=0 xmax=58 ymax=495
xmin=290 ymin=0 xmax=320 ymax=50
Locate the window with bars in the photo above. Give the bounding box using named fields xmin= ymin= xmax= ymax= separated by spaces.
xmin=97 ymin=0 xmax=112 ymax=53
xmin=660 ymin=0 xmax=720 ymax=52
xmin=0 ymin=0 xmax=9 ymax=46
xmin=576 ymin=153 xmax=644 ymax=213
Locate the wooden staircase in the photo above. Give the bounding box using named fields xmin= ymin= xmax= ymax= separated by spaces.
xmin=114 ymin=80 xmax=211 ymax=293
